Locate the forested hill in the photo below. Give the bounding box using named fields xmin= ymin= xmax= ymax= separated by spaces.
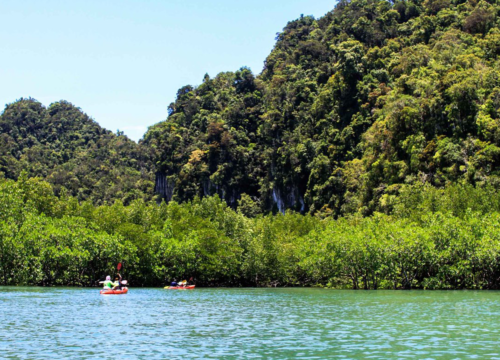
xmin=3 ymin=0 xmax=500 ymax=215
xmin=145 ymin=0 xmax=500 ymax=216
xmin=0 ymin=98 xmax=155 ymax=205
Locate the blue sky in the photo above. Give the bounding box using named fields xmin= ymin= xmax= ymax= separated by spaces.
xmin=0 ymin=0 xmax=335 ymax=141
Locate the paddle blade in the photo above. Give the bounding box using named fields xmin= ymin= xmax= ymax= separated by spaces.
xmin=117 ymin=262 xmax=122 ymax=271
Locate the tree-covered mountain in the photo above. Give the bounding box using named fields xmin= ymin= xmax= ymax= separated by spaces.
xmin=0 ymin=98 xmax=154 ymax=205
xmin=3 ymin=0 xmax=500 ymax=217
xmin=5 ymin=0 xmax=500 ymax=289
xmin=145 ymin=0 xmax=500 ymax=216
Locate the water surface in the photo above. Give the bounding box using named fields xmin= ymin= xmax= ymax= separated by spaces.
xmin=1 ymin=288 xmax=499 ymax=359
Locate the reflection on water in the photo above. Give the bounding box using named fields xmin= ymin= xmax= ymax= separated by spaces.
xmin=1 ymin=288 xmax=500 ymax=359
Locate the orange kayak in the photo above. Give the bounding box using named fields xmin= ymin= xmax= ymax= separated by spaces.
xmin=164 ymin=285 xmax=195 ymax=290
xmin=100 ymin=287 xmax=128 ymax=295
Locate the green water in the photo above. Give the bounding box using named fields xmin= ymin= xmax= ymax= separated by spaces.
xmin=1 ymin=288 xmax=500 ymax=359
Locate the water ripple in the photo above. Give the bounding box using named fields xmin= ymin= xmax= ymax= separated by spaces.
xmin=1 ymin=288 xmax=500 ymax=359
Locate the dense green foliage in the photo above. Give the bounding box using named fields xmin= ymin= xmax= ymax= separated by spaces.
xmin=4 ymin=0 xmax=500 ymax=289
xmin=4 ymin=0 xmax=500 ymax=216
xmin=145 ymin=0 xmax=500 ymax=216
xmin=0 ymin=98 xmax=154 ymax=205
xmin=2 ymin=175 xmax=500 ymax=289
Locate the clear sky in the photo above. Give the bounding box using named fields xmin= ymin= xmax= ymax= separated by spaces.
xmin=0 ymin=0 xmax=335 ymax=141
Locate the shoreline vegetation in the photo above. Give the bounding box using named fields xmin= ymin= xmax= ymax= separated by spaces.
xmin=2 ymin=174 xmax=500 ymax=290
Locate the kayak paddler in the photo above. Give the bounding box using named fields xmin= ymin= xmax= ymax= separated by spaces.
xmin=113 ymin=273 xmax=123 ymax=290
xmin=102 ymin=275 xmax=114 ymax=289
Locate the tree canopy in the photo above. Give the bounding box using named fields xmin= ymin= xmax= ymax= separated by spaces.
xmin=0 ymin=98 xmax=154 ymax=205
xmin=144 ymin=0 xmax=500 ymax=216
xmin=3 ymin=0 xmax=500 ymax=288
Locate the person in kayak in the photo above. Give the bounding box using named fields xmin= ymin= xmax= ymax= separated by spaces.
xmin=170 ymin=279 xmax=178 ymax=287
xmin=102 ymin=275 xmax=114 ymax=289
xmin=113 ymin=273 xmax=123 ymax=290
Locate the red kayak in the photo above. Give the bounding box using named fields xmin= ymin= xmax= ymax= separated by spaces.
xmin=100 ymin=287 xmax=128 ymax=295
xmin=164 ymin=285 xmax=195 ymax=290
